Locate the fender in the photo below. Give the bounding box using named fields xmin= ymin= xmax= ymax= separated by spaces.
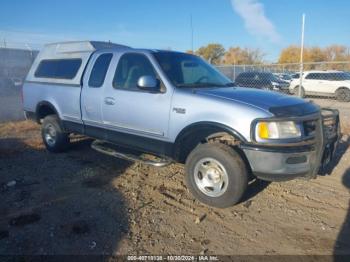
xmin=173 ymin=121 xmax=248 ymax=162
xmin=175 ymin=121 xmax=247 ymax=144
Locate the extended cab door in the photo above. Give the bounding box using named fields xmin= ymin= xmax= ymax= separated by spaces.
xmin=101 ymin=52 xmax=173 ymax=153
xmin=81 ymin=53 xmax=114 ymax=130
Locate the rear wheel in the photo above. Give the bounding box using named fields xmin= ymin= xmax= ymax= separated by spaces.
xmin=41 ymin=115 xmax=70 ymax=152
xmin=336 ymin=88 xmax=350 ymax=102
xmin=185 ymin=143 xmax=248 ymax=208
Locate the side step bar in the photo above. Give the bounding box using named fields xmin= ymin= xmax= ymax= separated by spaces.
xmin=91 ymin=140 xmax=172 ymax=167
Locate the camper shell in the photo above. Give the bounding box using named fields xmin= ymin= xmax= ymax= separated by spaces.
xmin=26 ymin=41 xmax=130 ymax=86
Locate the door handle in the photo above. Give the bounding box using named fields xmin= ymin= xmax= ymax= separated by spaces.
xmin=104 ymin=97 xmax=115 ymax=105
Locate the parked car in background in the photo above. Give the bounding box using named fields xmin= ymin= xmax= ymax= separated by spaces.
xmin=235 ymin=72 xmax=290 ymax=92
xmin=274 ymin=73 xmax=293 ymax=83
xmin=289 ymin=70 xmax=350 ymax=102
xmin=291 ymin=73 xmax=301 ymax=79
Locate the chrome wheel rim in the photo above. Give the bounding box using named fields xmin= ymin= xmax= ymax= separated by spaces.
xmin=194 ymin=157 xmax=229 ymax=197
xmin=44 ymin=124 xmax=57 ymax=147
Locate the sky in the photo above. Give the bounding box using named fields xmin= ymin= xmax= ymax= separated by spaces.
xmin=0 ymin=0 xmax=349 ymax=62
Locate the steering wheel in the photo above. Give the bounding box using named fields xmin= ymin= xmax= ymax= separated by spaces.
xmin=195 ymin=76 xmax=209 ymax=84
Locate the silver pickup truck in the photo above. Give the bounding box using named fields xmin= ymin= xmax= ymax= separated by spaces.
xmin=23 ymin=41 xmax=340 ymax=208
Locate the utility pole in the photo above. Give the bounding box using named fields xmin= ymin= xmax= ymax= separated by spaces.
xmin=298 ymin=14 xmax=305 ymax=97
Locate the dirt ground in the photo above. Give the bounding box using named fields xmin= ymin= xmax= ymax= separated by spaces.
xmin=0 ymin=114 xmax=350 ymax=256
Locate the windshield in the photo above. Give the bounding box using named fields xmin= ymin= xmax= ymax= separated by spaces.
xmin=153 ymin=52 xmax=233 ymax=88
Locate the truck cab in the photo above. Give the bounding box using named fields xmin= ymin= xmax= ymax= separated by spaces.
xmin=23 ymin=41 xmax=340 ymax=208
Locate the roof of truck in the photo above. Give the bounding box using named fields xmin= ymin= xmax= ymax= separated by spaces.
xmin=41 ymin=41 xmax=131 ymax=55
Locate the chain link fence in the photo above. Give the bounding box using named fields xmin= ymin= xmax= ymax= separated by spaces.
xmin=0 ymin=47 xmax=38 ymax=122
xmin=217 ymin=61 xmax=350 ymax=101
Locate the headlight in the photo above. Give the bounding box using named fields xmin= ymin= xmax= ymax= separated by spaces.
xmin=271 ymin=82 xmax=279 ymax=87
xmin=256 ymin=121 xmax=301 ymax=140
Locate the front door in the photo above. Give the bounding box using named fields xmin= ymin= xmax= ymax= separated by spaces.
xmin=102 ymin=52 xmax=173 ymax=153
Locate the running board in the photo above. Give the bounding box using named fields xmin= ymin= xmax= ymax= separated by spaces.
xmin=91 ymin=140 xmax=172 ymax=167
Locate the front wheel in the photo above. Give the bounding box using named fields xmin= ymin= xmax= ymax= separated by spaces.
xmin=41 ymin=115 xmax=70 ymax=153
xmin=185 ymin=143 xmax=248 ymax=208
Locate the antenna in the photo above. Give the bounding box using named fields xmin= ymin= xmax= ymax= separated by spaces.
xmin=190 ymin=14 xmax=194 ymax=53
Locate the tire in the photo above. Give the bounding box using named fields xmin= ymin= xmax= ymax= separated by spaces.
xmin=294 ymin=86 xmax=305 ymax=98
xmin=336 ymin=88 xmax=350 ymax=102
xmin=185 ymin=143 xmax=248 ymax=208
xmin=41 ymin=115 xmax=70 ymax=153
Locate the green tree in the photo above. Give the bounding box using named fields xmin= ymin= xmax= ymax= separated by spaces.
xmin=195 ymin=44 xmax=225 ymax=65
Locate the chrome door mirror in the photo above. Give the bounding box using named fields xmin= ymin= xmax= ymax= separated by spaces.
xmin=137 ymin=75 xmax=160 ymax=92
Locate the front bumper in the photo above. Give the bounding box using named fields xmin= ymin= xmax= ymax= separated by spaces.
xmin=241 ymin=108 xmax=340 ymax=182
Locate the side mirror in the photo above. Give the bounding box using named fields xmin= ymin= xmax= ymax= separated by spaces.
xmin=137 ymin=75 xmax=160 ymax=92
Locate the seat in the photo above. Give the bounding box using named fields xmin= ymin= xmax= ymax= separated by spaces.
xmin=124 ymin=66 xmax=142 ymax=89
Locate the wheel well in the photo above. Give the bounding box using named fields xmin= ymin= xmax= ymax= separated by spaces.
xmin=36 ymin=102 xmax=58 ymax=123
xmin=173 ymin=124 xmax=245 ymax=164
xmin=336 ymin=86 xmax=350 ymax=93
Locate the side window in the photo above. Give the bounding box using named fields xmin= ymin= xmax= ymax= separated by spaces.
xmin=88 ymin=53 xmax=113 ymax=88
xmin=326 ymin=73 xmax=338 ymax=81
xmin=35 ymin=59 xmax=82 ymax=79
xmin=320 ymin=73 xmax=331 ymax=80
xmin=305 ymin=73 xmax=319 ymax=80
xmin=113 ymin=53 xmax=157 ymax=90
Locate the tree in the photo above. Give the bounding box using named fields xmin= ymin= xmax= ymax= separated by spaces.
xmin=306 ymin=47 xmax=327 ymax=63
xmin=278 ymin=45 xmax=301 ymax=64
xmin=279 ymin=45 xmax=350 ymax=64
xmin=195 ymin=44 xmax=225 ymax=65
xmin=324 ymin=45 xmax=350 ymax=61
xmin=223 ymin=47 xmax=265 ymax=65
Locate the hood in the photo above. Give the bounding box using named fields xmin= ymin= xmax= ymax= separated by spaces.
xmin=195 ymin=87 xmax=320 ymax=117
